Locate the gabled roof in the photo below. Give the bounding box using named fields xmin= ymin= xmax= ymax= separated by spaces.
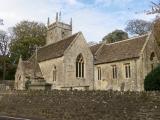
xmin=37 ymin=32 xmax=79 ymax=62
xmin=91 ymin=35 xmax=148 ymax=65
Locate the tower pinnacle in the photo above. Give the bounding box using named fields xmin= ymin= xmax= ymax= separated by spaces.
xmin=56 ymin=12 xmax=58 ymax=22
xmin=47 ymin=17 xmax=50 ymax=26
xmin=59 ymin=11 xmax=61 ymax=22
xmin=70 ymin=18 xmax=72 ymax=30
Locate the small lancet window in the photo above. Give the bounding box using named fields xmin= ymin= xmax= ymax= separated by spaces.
xmin=53 ymin=66 xmax=56 ymax=81
xmin=97 ymin=67 xmax=101 ymax=80
xmin=76 ymin=54 xmax=84 ymax=78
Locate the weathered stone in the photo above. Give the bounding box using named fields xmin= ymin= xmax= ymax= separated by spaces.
xmin=15 ymin=17 xmax=160 ymax=91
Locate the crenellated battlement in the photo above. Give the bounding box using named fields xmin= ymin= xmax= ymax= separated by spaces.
xmin=46 ymin=12 xmax=72 ymax=45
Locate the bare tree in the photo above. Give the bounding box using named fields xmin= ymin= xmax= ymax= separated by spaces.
xmin=125 ymin=19 xmax=152 ymax=35
xmin=147 ymin=1 xmax=160 ymax=14
xmin=0 ymin=30 xmax=9 ymax=80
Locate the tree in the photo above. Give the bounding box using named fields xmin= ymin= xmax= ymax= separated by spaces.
xmin=0 ymin=30 xmax=10 ymax=80
xmin=125 ymin=19 xmax=152 ymax=35
xmin=9 ymin=21 xmax=47 ymax=63
xmin=147 ymin=1 xmax=160 ymax=14
xmin=144 ymin=65 xmax=160 ymax=91
xmin=102 ymin=30 xmax=128 ymax=43
xmin=88 ymin=41 xmax=97 ymax=46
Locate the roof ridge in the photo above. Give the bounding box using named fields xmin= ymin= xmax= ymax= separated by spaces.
xmin=90 ymin=43 xmax=102 ymax=47
xmin=139 ymin=32 xmax=152 ymax=55
xmin=94 ymin=34 xmax=147 ymax=65
xmin=37 ymin=32 xmax=79 ymax=62
xmin=63 ymin=32 xmax=81 ymax=54
xmin=105 ymin=34 xmax=148 ymax=46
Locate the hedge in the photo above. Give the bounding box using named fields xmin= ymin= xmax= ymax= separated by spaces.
xmin=144 ymin=65 xmax=160 ymax=91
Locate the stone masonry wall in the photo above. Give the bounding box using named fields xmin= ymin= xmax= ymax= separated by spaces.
xmin=0 ymin=90 xmax=160 ymax=120
xmin=39 ymin=57 xmax=64 ymax=89
xmin=141 ymin=34 xmax=160 ymax=90
xmin=15 ymin=60 xmax=27 ymax=90
xmin=95 ymin=59 xmax=139 ymax=91
xmin=64 ymin=33 xmax=94 ymax=90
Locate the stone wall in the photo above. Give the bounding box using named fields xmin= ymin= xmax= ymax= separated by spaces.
xmin=0 ymin=81 xmax=15 ymax=90
xmin=94 ymin=34 xmax=160 ymax=91
xmin=94 ymin=59 xmax=139 ymax=91
xmin=0 ymin=90 xmax=160 ymax=120
xmin=15 ymin=58 xmax=27 ymax=90
xmin=39 ymin=57 xmax=64 ymax=90
xmin=141 ymin=33 xmax=160 ymax=90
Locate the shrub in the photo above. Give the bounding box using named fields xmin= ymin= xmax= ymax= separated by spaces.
xmin=144 ymin=65 xmax=160 ymax=91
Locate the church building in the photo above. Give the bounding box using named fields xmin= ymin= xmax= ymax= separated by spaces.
xmin=15 ymin=14 xmax=160 ymax=91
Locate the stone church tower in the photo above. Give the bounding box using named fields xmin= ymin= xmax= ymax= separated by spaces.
xmin=46 ymin=12 xmax=72 ymax=45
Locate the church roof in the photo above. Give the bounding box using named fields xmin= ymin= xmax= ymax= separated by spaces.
xmin=21 ymin=60 xmax=43 ymax=78
xmin=91 ymin=35 xmax=148 ymax=65
xmin=37 ymin=32 xmax=79 ymax=62
xmin=90 ymin=43 xmax=103 ymax=55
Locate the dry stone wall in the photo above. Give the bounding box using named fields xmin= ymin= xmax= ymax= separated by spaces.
xmin=0 ymin=90 xmax=160 ymax=120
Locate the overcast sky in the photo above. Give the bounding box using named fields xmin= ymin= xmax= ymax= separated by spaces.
xmin=0 ymin=0 xmax=157 ymax=42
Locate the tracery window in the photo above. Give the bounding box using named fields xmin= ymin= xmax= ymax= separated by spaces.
xmin=76 ymin=54 xmax=84 ymax=78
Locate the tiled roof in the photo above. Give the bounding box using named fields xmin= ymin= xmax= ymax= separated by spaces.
xmin=93 ymin=35 xmax=148 ymax=64
xmin=37 ymin=32 xmax=79 ymax=62
xmin=90 ymin=43 xmax=103 ymax=55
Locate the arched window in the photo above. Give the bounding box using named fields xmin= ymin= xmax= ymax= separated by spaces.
xmin=53 ymin=66 xmax=56 ymax=81
xmin=76 ymin=54 xmax=84 ymax=78
xmin=150 ymin=52 xmax=155 ymax=61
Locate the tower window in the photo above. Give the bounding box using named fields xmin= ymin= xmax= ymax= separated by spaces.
xmin=76 ymin=54 xmax=84 ymax=78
